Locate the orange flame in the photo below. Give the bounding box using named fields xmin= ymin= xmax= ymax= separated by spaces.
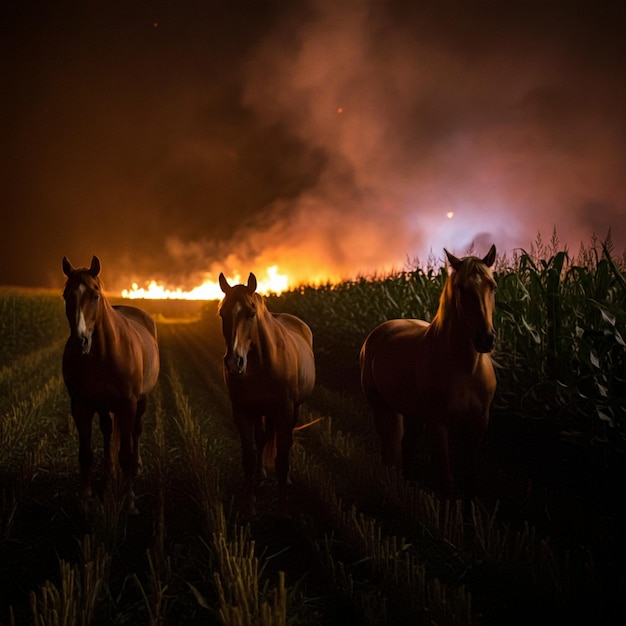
xmin=121 ymin=265 xmax=289 ymax=300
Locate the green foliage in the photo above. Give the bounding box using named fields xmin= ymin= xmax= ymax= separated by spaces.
xmin=267 ymin=237 xmax=626 ymax=442
xmin=494 ymin=245 xmax=626 ymax=441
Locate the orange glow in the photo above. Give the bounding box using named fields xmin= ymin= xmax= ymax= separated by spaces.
xmin=122 ymin=265 xmax=289 ymax=300
xmin=447 ymin=211 xmax=454 ymax=219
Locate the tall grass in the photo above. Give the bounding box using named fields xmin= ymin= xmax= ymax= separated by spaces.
xmin=267 ymin=235 xmax=626 ymax=444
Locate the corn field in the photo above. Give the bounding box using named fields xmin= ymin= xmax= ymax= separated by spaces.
xmin=1 ymin=238 xmax=625 ymax=625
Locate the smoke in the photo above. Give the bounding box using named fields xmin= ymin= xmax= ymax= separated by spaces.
xmin=1 ymin=1 xmax=624 ymax=290
xmin=147 ymin=0 xmax=625 ymax=289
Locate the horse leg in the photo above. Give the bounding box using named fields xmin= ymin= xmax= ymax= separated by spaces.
xmin=456 ymin=411 xmax=489 ymax=500
xmin=255 ymin=417 xmax=268 ymax=482
xmin=135 ymin=396 xmax=147 ymax=475
xmin=71 ymin=401 xmax=94 ymax=501
xmin=428 ymin=421 xmax=454 ymax=498
xmin=98 ymin=411 xmax=113 ymax=481
xmin=234 ymin=408 xmax=257 ymax=518
xmin=401 ymin=414 xmax=421 ymax=481
xmin=117 ymin=400 xmax=140 ymax=514
xmin=371 ymin=400 xmax=402 ymax=467
xmin=275 ymin=406 xmax=295 ymax=517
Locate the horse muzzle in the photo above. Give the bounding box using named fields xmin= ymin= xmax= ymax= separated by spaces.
xmin=474 ymin=329 xmax=496 ymax=353
xmin=224 ymin=352 xmax=247 ymax=376
xmin=70 ymin=333 xmax=93 ymax=355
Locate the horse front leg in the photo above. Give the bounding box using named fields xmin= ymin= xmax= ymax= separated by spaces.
xmin=234 ymin=408 xmax=258 ymax=518
xmin=254 ymin=417 xmax=268 ymax=483
xmin=71 ymin=401 xmax=94 ymax=501
xmin=456 ymin=410 xmax=490 ymax=500
xmin=428 ymin=420 xmax=455 ymax=498
xmin=98 ymin=411 xmax=113 ymax=480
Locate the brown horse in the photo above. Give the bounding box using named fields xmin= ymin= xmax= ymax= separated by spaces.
xmin=360 ymin=245 xmax=497 ymax=497
xmin=62 ymin=256 xmax=160 ymax=512
xmin=218 ymin=272 xmax=315 ymax=517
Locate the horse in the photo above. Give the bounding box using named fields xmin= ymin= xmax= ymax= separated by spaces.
xmin=62 ymin=256 xmax=160 ymax=513
xmin=218 ymin=272 xmax=315 ymax=517
xmin=359 ymin=245 xmax=497 ymax=498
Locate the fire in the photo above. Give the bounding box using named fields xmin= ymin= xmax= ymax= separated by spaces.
xmin=121 ymin=265 xmax=289 ymax=300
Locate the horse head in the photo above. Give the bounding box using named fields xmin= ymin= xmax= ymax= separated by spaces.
xmin=444 ymin=245 xmax=497 ymax=353
xmin=62 ymin=256 xmax=102 ymax=355
xmin=218 ymin=272 xmax=259 ymax=375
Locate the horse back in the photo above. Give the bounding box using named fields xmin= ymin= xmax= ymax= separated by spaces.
xmin=113 ymin=305 xmax=157 ymax=339
xmin=265 ymin=312 xmax=315 ymax=401
xmin=360 ymin=319 xmax=429 ymax=412
xmin=273 ymin=312 xmax=313 ymax=348
xmin=111 ymin=305 xmax=160 ymax=394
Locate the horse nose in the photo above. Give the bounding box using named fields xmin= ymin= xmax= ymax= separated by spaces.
xmin=80 ymin=334 xmax=92 ymax=354
xmin=71 ymin=333 xmax=91 ymax=354
xmin=225 ymin=352 xmax=246 ymax=375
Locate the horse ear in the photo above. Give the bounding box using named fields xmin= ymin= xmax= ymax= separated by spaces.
xmin=482 ymin=244 xmax=496 ymax=268
xmin=247 ymin=273 xmax=257 ymax=294
xmin=89 ymin=256 xmax=101 ymax=277
xmin=219 ymin=273 xmax=231 ymax=294
xmin=62 ymin=256 xmax=74 ymax=276
xmin=445 ymin=249 xmax=463 ymax=272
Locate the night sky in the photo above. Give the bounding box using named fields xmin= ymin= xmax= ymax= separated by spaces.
xmin=2 ymin=1 xmax=625 ymax=292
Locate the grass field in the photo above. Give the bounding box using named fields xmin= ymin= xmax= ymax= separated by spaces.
xmin=1 ymin=240 xmax=625 ymax=624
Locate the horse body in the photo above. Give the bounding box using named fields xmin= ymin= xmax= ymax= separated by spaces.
xmin=62 ymin=256 xmax=159 ymax=512
xmin=219 ymin=272 xmax=315 ymax=517
xmin=360 ymin=246 xmax=497 ymax=497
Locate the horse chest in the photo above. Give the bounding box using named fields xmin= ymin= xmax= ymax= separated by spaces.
xmin=64 ymin=353 xmax=137 ymax=403
xmin=227 ymin=371 xmax=290 ymax=408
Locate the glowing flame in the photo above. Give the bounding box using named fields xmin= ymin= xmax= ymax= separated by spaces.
xmin=121 ymin=265 xmax=289 ymax=300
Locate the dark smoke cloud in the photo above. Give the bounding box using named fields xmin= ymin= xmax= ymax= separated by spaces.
xmin=1 ymin=1 xmax=624 ymax=291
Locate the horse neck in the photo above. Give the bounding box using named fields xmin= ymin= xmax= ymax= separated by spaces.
xmin=430 ymin=285 xmax=480 ymax=367
xmin=92 ymin=294 xmax=120 ymax=351
xmin=251 ymin=296 xmax=279 ymax=362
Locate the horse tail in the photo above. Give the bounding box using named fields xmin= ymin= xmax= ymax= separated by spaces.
xmin=294 ymin=416 xmax=324 ymax=431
